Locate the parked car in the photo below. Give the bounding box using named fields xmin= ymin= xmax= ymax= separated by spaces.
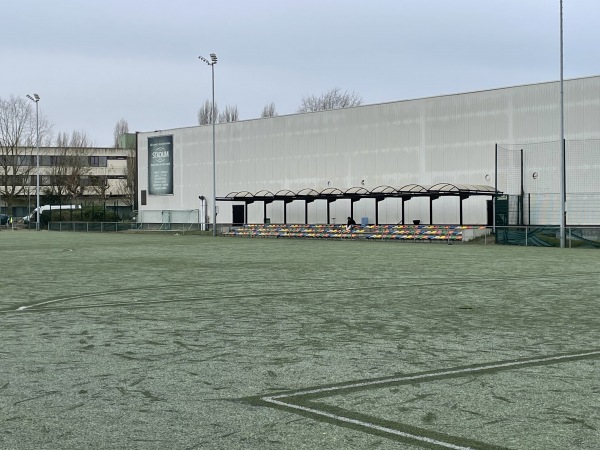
xmin=0 ymin=214 xmax=9 ymax=226
xmin=23 ymin=205 xmax=81 ymax=224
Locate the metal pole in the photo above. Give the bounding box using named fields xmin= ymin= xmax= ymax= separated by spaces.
xmin=559 ymin=0 xmax=566 ymax=248
xmin=35 ymin=100 xmax=40 ymax=231
xmin=199 ymin=54 xmax=218 ymax=237
xmin=211 ymin=63 xmax=217 ymax=237
xmin=27 ymin=94 xmax=41 ymax=231
xmin=519 ymin=149 xmax=524 ymax=226
xmin=493 ymin=143 xmax=497 ymax=234
xmin=198 ymin=195 xmax=206 ymax=231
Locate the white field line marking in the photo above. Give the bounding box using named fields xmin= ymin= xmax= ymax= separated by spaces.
xmin=16 ymin=292 xmax=103 ymax=311
xmin=14 ymin=281 xmax=478 ymax=311
xmin=261 ymin=350 xmax=600 ymax=449
xmin=266 ymin=397 xmax=475 ymax=450
xmin=13 ymin=272 xmax=596 ymax=312
xmin=12 ymin=274 xmax=574 ymax=312
xmin=265 ymin=350 xmax=600 ymax=399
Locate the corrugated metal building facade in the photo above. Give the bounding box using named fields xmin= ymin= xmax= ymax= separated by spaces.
xmin=136 ymin=76 xmax=600 ymax=226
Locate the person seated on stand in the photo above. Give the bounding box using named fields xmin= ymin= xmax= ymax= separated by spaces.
xmin=346 ymin=216 xmax=356 ymax=232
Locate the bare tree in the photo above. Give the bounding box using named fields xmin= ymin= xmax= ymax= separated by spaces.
xmin=0 ymin=95 xmax=52 ymax=210
xmin=110 ymin=118 xmax=136 ymax=208
xmin=44 ymin=131 xmax=94 ymax=203
xmin=111 ymin=126 xmax=136 ymax=208
xmin=198 ymin=100 xmax=218 ymax=125
xmin=114 ymin=148 xmax=136 ymax=208
xmin=113 ymin=118 xmax=129 ymax=148
xmin=198 ymin=101 xmax=239 ymax=124
xmin=261 ymin=102 xmax=277 ymax=118
xmin=60 ymin=130 xmax=94 ymax=148
xmin=91 ymin=173 xmax=110 ymax=202
xmin=297 ymin=87 xmax=362 ymax=113
xmin=218 ymin=105 xmax=239 ymax=123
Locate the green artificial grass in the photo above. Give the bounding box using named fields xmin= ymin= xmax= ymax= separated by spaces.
xmin=1 ymin=231 xmax=598 ymax=449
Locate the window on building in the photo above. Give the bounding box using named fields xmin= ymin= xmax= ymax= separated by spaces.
xmin=17 ymin=155 xmax=34 ymax=166
xmin=40 ymin=156 xmax=53 ymax=166
xmin=89 ymin=156 xmax=108 ymax=167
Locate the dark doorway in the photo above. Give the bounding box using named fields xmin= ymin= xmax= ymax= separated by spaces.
xmin=232 ymin=205 xmax=245 ymax=226
xmin=494 ymin=197 xmax=510 ymax=226
xmin=487 ymin=199 xmax=493 ymax=226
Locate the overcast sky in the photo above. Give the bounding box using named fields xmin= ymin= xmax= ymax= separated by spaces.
xmin=2 ymin=0 xmax=599 ymax=147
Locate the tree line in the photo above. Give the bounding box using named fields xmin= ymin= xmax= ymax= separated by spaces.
xmin=0 ymin=95 xmax=134 ymax=211
xmin=197 ymin=87 xmax=362 ymax=125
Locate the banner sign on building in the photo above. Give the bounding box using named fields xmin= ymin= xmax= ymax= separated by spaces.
xmin=148 ymin=135 xmax=173 ymax=195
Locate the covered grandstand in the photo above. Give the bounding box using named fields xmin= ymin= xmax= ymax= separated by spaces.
xmin=218 ymin=183 xmax=498 ymax=225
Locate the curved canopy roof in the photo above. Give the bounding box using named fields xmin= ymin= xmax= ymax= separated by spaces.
xmin=398 ymin=183 xmax=428 ymax=193
xmin=274 ymin=189 xmax=296 ymax=197
xmin=296 ymin=188 xmax=320 ymax=197
xmin=254 ymin=190 xmax=274 ymax=198
xmin=371 ymin=185 xmax=398 ymax=194
xmin=429 ymin=183 xmax=497 ymax=193
xmin=224 ymin=190 xmax=254 ymax=200
xmin=220 ymin=183 xmax=499 ymax=203
xmin=320 ymin=187 xmax=344 ymax=196
xmin=344 ymin=186 xmax=370 ymax=195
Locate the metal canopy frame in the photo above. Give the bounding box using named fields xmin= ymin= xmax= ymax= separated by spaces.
xmin=218 ymin=183 xmax=500 ymax=225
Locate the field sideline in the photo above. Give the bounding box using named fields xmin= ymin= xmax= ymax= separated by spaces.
xmin=1 ymin=231 xmax=599 ymax=449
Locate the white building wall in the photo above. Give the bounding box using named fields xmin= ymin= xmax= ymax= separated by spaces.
xmin=137 ymin=76 xmax=600 ymax=225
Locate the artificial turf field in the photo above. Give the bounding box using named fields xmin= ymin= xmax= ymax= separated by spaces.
xmin=1 ymin=231 xmax=599 ymax=450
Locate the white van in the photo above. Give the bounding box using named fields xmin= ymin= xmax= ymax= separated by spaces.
xmin=23 ymin=205 xmax=82 ymax=224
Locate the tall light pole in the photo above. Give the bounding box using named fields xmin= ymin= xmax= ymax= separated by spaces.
xmin=199 ymin=53 xmax=218 ymax=236
xmin=26 ymin=93 xmax=40 ymax=231
xmin=559 ymin=0 xmax=566 ymax=248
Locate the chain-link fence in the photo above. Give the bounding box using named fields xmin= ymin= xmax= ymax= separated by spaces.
xmin=495 ymin=226 xmax=600 ymax=248
xmin=134 ymin=209 xmax=203 ymax=231
xmin=46 ymin=210 xmax=202 ymax=233
xmin=48 ymin=222 xmax=135 ymax=232
xmin=496 ymin=139 xmax=600 ymax=226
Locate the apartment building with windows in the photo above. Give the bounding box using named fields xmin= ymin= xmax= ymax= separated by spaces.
xmin=0 ymin=144 xmax=135 ymax=219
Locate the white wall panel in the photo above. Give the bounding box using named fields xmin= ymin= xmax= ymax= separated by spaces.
xmin=138 ymin=76 xmax=600 ymax=226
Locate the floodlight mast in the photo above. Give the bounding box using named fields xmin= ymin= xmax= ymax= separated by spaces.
xmin=559 ymin=0 xmax=566 ymax=248
xmin=199 ymin=53 xmax=218 ymax=237
xmin=26 ymin=93 xmax=41 ymax=231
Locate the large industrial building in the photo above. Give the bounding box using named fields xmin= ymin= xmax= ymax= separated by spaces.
xmin=135 ymin=76 xmax=600 ymax=229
